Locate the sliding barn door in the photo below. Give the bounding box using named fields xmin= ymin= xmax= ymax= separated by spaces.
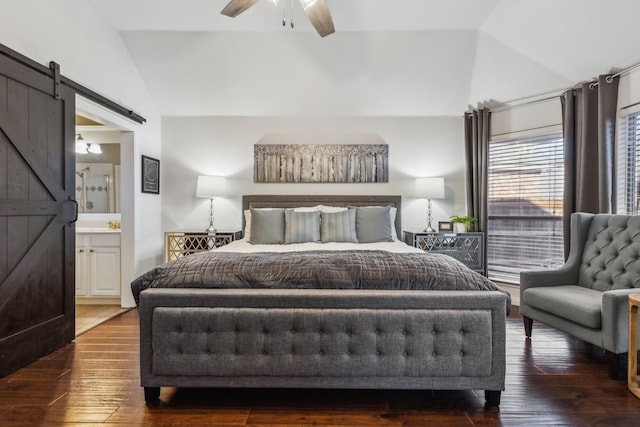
xmin=0 ymin=55 xmax=76 ymax=376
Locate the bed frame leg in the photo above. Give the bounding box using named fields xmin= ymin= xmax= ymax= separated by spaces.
xmin=144 ymin=387 xmax=160 ymax=403
xmin=484 ymin=390 xmax=501 ymax=407
xmin=523 ymin=316 xmax=533 ymax=338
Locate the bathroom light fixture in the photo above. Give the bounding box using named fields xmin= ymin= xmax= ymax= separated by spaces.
xmin=75 ymin=134 xmax=102 ymax=154
xmin=415 ymin=177 xmax=445 ymax=232
xmin=87 ymin=142 xmax=102 ymax=154
xmin=76 ymin=134 xmax=88 ymax=154
xmin=196 ymin=176 xmax=227 ymax=233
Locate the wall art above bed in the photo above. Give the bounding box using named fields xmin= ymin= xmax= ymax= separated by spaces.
xmin=254 ymin=144 xmax=389 ymax=183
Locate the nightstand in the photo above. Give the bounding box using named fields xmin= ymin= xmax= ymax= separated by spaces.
xmin=403 ymin=231 xmax=485 ymax=275
xmin=164 ymin=231 xmax=242 ymax=263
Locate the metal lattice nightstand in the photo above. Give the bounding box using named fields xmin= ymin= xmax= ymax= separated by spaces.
xmin=164 ymin=231 xmax=242 ymax=263
xmin=403 ymin=231 xmax=485 ymax=275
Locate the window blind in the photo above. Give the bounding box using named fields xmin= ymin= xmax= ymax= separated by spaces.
xmin=487 ymin=132 xmax=565 ymax=284
xmin=617 ymin=111 xmax=640 ymax=214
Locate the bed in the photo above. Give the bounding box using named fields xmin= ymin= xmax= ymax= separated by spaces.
xmin=134 ymin=195 xmax=509 ymax=406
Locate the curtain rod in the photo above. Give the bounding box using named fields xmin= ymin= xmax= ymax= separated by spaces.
xmin=0 ymin=43 xmax=146 ymax=124
xmin=489 ymin=90 xmax=565 ymax=113
xmin=489 ymin=60 xmax=640 ymax=113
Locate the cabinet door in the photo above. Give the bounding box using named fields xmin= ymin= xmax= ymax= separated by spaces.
xmin=75 ymin=245 xmax=88 ymax=296
xmin=88 ymin=247 xmax=121 ymax=296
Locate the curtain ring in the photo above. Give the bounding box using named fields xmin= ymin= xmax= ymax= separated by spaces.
xmin=605 ymin=75 xmax=614 ymax=84
xmin=589 ymin=82 xmax=598 ymax=89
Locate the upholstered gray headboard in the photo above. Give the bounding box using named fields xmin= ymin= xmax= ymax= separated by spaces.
xmin=242 ymin=195 xmax=402 ymax=238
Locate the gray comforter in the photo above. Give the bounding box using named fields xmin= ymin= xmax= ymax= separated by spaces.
xmin=132 ymin=250 xmax=511 ymax=312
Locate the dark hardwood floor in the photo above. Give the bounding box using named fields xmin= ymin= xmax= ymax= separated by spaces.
xmin=0 ymin=305 xmax=639 ymax=426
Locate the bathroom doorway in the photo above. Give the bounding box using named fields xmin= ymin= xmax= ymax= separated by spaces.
xmin=74 ymin=114 xmax=125 ymax=335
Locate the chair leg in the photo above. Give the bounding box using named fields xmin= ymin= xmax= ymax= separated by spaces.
xmin=484 ymin=390 xmax=501 ymax=407
xmin=606 ymin=351 xmax=626 ymax=380
xmin=523 ymin=316 xmax=533 ymax=338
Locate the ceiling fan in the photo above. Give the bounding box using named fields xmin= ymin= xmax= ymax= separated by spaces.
xmin=221 ymin=0 xmax=335 ymax=38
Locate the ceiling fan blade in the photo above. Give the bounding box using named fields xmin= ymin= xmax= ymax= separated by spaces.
xmin=299 ymin=0 xmax=335 ymax=37
xmin=221 ymin=0 xmax=258 ymax=17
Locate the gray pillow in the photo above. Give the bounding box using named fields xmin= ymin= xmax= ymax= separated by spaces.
xmin=249 ymin=208 xmax=285 ymax=244
xmin=321 ymin=209 xmax=358 ymax=243
xmin=284 ymin=209 xmax=321 ymax=244
xmin=356 ymin=206 xmax=394 ymax=243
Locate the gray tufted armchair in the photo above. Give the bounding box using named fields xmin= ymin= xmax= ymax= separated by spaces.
xmin=520 ymin=212 xmax=640 ymax=379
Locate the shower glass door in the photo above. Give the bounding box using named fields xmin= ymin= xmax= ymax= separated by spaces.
xmin=75 ymin=163 xmax=115 ymax=213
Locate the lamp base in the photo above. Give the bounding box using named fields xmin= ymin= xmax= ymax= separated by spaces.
xmin=424 ymin=199 xmax=436 ymax=233
xmin=205 ymin=198 xmax=216 ymax=234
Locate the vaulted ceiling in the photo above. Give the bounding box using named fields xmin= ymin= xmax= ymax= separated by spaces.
xmin=87 ymin=0 xmax=640 ymax=116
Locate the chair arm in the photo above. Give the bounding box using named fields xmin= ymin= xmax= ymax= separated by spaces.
xmin=520 ymin=264 xmax=579 ymax=292
xmin=601 ymin=289 xmax=640 ymax=353
xmin=520 ymin=212 xmax=590 ymax=306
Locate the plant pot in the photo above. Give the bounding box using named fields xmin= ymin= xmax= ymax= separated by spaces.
xmin=453 ymin=223 xmax=467 ymax=233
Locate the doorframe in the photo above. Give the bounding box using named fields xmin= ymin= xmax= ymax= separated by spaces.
xmin=76 ymin=96 xmax=137 ymax=307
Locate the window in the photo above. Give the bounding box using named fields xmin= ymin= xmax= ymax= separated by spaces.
xmin=617 ymin=110 xmax=640 ymax=214
xmin=487 ymin=132 xmax=565 ymax=284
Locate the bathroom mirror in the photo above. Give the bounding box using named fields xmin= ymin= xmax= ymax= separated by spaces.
xmin=75 ymin=119 xmax=121 ymax=213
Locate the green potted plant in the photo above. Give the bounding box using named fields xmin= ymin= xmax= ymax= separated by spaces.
xmin=450 ymin=215 xmax=477 ymax=233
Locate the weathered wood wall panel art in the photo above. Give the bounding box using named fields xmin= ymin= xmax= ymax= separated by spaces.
xmin=254 ymin=144 xmax=389 ymax=183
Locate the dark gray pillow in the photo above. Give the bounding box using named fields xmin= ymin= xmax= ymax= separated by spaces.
xmin=249 ymin=208 xmax=285 ymax=244
xmin=355 ymin=206 xmax=394 ymax=243
xmin=284 ymin=209 xmax=321 ymax=244
xmin=321 ymin=209 xmax=358 ymax=243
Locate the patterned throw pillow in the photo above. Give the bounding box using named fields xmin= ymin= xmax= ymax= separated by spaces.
xmin=320 ymin=209 xmax=358 ymax=243
xmin=284 ymin=209 xmax=321 ymax=244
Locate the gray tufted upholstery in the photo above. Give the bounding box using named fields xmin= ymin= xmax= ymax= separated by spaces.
xmin=520 ymin=213 xmax=640 ymax=377
xmin=152 ymin=307 xmax=492 ymax=378
xmin=138 ymin=288 xmax=507 ymax=405
xmin=578 ymin=214 xmax=640 ymax=291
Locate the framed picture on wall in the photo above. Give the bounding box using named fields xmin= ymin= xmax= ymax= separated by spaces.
xmin=141 ymin=155 xmax=160 ymax=194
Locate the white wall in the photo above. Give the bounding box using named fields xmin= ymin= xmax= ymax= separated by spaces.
xmin=618 ymin=68 xmax=640 ymax=114
xmin=0 ymin=0 xmax=162 ymax=307
xmin=489 ymin=66 xmax=640 ymax=138
xmin=491 ymin=98 xmax=563 ymax=138
xmin=122 ymin=30 xmax=478 ymax=117
xmin=161 ymin=116 xmax=467 ymax=236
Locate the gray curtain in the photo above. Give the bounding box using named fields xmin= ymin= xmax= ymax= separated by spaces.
xmin=464 ymin=108 xmax=490 ymax=233
xmin=561 ymin=74 xmax=619 ymax=256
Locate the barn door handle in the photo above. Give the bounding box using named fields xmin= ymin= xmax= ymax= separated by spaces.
xmin=64 ymin=199 xmax=78 ymax=224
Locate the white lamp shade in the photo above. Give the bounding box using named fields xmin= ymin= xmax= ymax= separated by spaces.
xmin=415 ymin=177 xmax=445 ymax=199
xmin=196 ymin=176 xmax=226 ymax=198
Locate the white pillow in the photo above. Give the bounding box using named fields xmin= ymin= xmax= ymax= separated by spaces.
xmin=390 ymin=207 xmax=399 ymax=240
xmin=318 ymin=205 xmax=347 ymax=213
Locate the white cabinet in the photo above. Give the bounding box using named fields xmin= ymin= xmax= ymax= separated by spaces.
xmin=76 ymin=233 xmax=121 ymax=299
